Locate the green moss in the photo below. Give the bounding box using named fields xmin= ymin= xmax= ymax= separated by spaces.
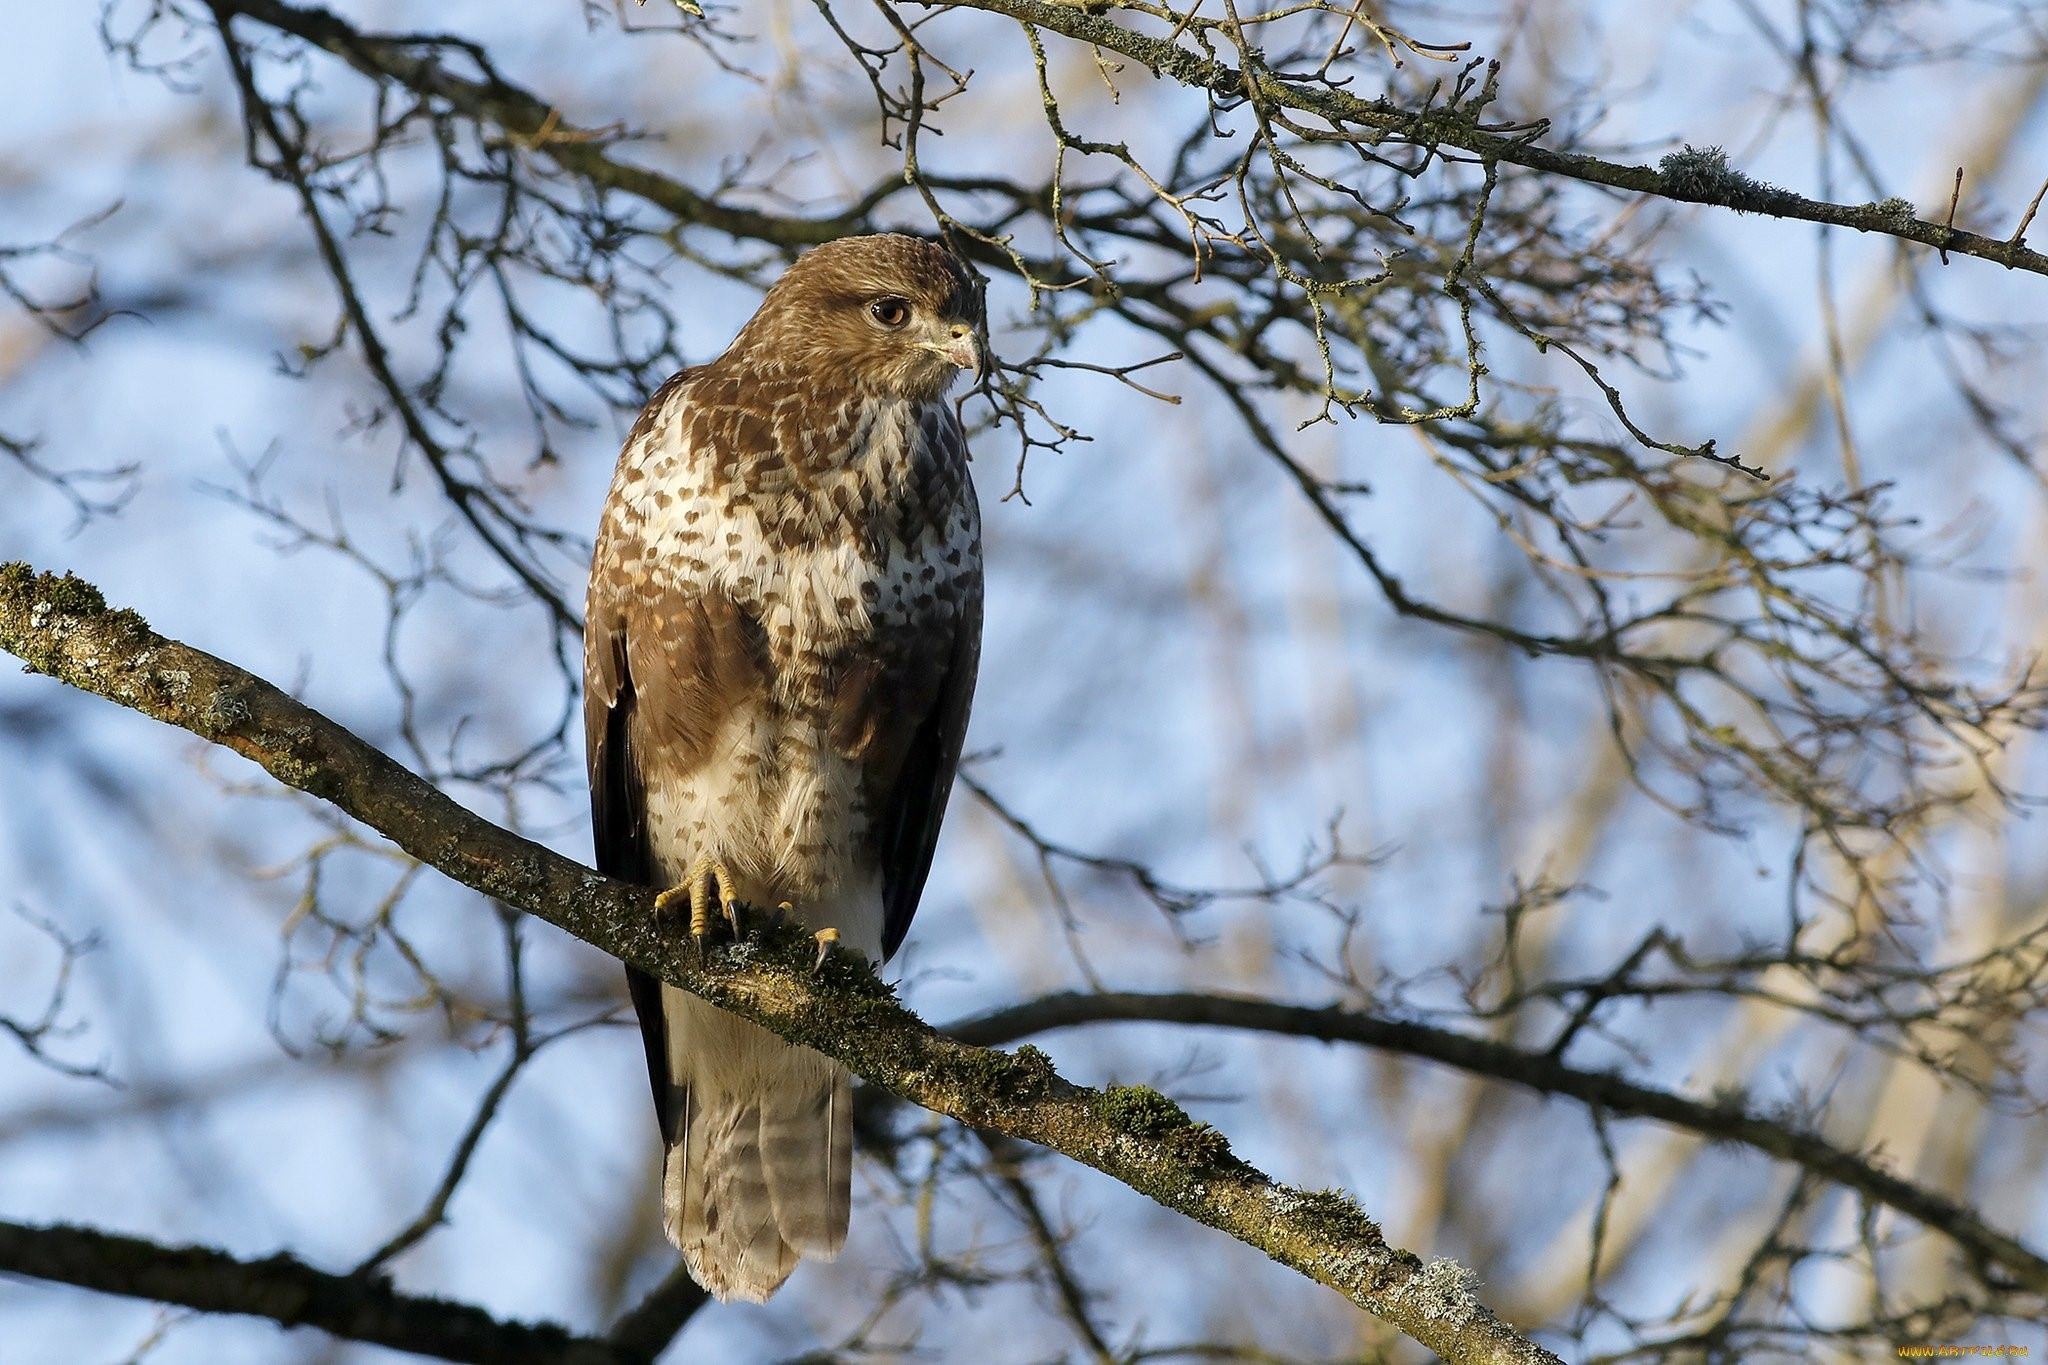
xmin=1095 ymin=1084 xmax=1192 ymax=1138
xmin=954 ymin=1042 xmax=1057 ymax=1102
xmin=106 ymin=607 xmax=149 ymax=636
xmin=1164 ymin=1120 xmax=1234 ymax=1168
xmin=1093 ymin=1085 xmax=1244 ymax=1172
xmin=1869 ymin=196 xmax=1917 ymax=228
xmin=809 ymin=934 xmax=896 ymax=1002
xmin=35 ymin=571 xmax=107 ymax=617
xmin=0 ymin=561 xmax=31 ymax=596
xmin=997 ymin=1043 xmax=1056 ymax=1098
xmin=702 ymin=909 xmax=895 ymax=1004
xmin=1287 ymin=1187 xmax=1388 ymax=1249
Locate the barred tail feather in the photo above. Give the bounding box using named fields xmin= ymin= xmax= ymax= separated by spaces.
xmin=659 ymin=986 xmax=853 ymax=1302
xmin=760 ymin=1067 xmax=852 ymax=1256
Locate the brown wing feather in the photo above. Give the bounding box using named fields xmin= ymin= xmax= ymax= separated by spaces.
xmin=589 ymin=371 xmax=698 ymax=1145
xmin=875 ymin=573 xmax=982 ymax=961
xmin=587 ymin=621 xmax=682 ymax=1141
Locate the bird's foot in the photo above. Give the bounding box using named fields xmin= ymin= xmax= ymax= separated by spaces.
xmin=811 ymin=927 xmax=840 ymax=973
xmin=653 ymin=857 xmax=741 ymax=953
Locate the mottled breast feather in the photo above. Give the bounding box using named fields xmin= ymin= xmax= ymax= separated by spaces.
xmin=585 ymin=330 xmax=981 ymax=947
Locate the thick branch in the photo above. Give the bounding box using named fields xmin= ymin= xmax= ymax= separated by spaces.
xmin=0 ymin=1219 xmax=636 ymax=1365
xmin=954 ymin=990 xmax=2048 ymax=1296
xmin=0 ymin=562 xmax=1559 ymax=1365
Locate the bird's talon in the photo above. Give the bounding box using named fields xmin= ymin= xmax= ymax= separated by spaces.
xmin=688 ymin=872 xmax=713 ymax=945
xmin=661 ymin=856 xmax=740 ymax=951
xmin=652 ymin=884 xmax=690 ymax=927
xmin=812 ymin=927 xmax=840 ymax=972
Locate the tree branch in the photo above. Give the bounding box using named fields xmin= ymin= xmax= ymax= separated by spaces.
xmin=210 ymin=0 xmax=865 ymax=249
xmin=0 ymin=561 xmax=1560 ymax=1365
xmin=946 ymin=0 xmax=2048 ymax=278
xmin=0 ymin=1218 xmax=637 ymax=1365
xmin=217 ymin=0 xmax=2048 ymax=280
xmin=604 ymin=1264 xmax=709 ymax=1360
xmin=953 ymin=990 xmax=2048 ymax=1297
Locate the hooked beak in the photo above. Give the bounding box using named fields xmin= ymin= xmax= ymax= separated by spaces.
xmin=925 ymin=325 xmax=982 ymax=378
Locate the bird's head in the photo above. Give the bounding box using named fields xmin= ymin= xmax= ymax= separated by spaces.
xmin=736 ymin=234 xmax=984 ymax=402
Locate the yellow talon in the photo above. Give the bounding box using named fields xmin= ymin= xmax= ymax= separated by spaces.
xmin=654 ymin=857 xmax=739 ymax=949
xmin=812 ymin=927 xmax=840 ymax=972
xmin=652 ymin=883 xmax=688 ymax=924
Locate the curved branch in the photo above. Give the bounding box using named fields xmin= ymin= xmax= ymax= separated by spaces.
xmin=951 ymin=989 xmax=2048 ymax=1297
xmin=0 ymin=561 xmax=1559 ymax=1365
xmin=0 ymin=1218 xmax=636 ymax=1365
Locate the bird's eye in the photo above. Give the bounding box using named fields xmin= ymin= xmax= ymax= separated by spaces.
xmin=868 ymin=296 xmax=912 ymax=329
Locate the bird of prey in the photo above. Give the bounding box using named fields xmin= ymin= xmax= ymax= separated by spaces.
xmin=584 ymin=234 xmax=983 ymax=1302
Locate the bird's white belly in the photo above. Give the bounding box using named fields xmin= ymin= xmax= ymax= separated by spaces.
xmin=641 ymin=530 xmax=901 ymax=962
xmin=644 ymin=725 xmax=885 ymax=961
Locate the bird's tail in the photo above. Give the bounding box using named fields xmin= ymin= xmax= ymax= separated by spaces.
xmin=660 ymin=987 xmax=853 ymax=1302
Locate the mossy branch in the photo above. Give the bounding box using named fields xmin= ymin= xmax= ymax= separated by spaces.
xmin=0 ymin=562 xmax=1561 ymax=1365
